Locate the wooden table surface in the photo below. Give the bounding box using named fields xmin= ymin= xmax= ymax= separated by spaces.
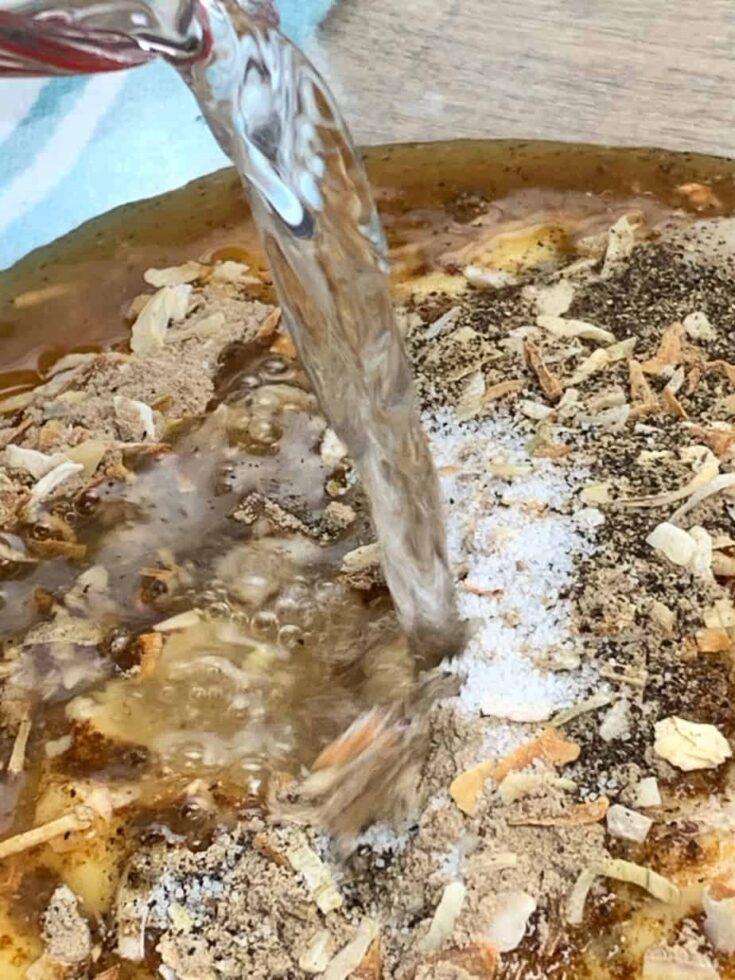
xmin=313 ymin=0 xmax=735 ymax=158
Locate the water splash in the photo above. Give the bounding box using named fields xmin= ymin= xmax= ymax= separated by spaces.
xmin=178 ymin=1 xmax=461 ymax=666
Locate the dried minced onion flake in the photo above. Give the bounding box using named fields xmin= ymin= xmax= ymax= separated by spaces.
xmin=0 ymin=390 xmax=35 ymax=415
xmin=320 ymin=428 xmax=348 ymax=468
xmin=607 ymin=337 xmax=638 ymax=361
xmin=550 ymin=692 xmax=611 ymax=728
xmin=528 ymin=279 xmax=575 ymax=317
xmin=519 ymin=399 xmax=554 ymax=421
xmin=143 ymin=261 xmax=205 ymax=287
xmin=704 ymin=878 xmax=735 ymax=954
xmin=688 ymin=526 xmax=714 ymax=578
xmin=646 ymin=522 xmax=706 ymax=570
xmin=211 ymin=260 xmax=257 ymax=284
xmin=665 ymin=365 xmax=686 ymax=395
xmin=493 ymin=730 xmax=581 ymax=783
xmin=298 ymin=930 xmax=334 ymax=975
xmin=634 ymin=777 xmax=662 ymax=809
xmin=44 ymin=734 xmax=73 ymax=759
xmin=589 ymin=388 xmax=627 ymax=413
xmin=580 ymin=482 xmax=611 ymax=505
xmin=565 ymin=868 xmax=599 ymax=927
xmin=621 ymin=447 xmax=720 ymax=510
xmin=29 ymin=461 xmax=84 ymax=508
xmin=0 ymin=807 xmax=95 ymax=861
xmin=114 ymin=396 xmax=157 ymax=440
xmin=65 ymin=439 xmax=109 ymax=479
xmin=606 ymin=804 xmax=652 ymax=843
xmin=116 ymin=862 xmax=149 ymax=962
xmin=498 ymin=771 xmax=575 ymax=804
xmin=556 ymin=386 xmax=579 ymax=418
xmin=485 ymin=891 xmax=537 ymax=952
xmin=601 ymin=214 xmax=639 ymax=278
xmin=668 ymin=474 xmax=735 ymax=525
xmin=80 ymin=782 xmax=139 ymax=821
xmin=5 ymin=445 xmax=69 ymax=479
xmin=570 ymin=338 xmax=636 ymax=386
xmin=47 ymin=351 xmax=97 ymax=377
xmin=654 ymin=716 xmax=732 ymax=771
xmin=488 ymin=460 xmax=532 ymax=479
xmin=649 ymin=600 xmax=676 ymax=635
xmin=509 ymin=797 xmax=608 ymax=828
xmin=578 ymin=404 xmax=631 ymax=431
xmin=450 ymin=760 xmax=495 ymax=816
xmin=536 ymin=315 xmax=615 ymax=345
xmin=323 ymin=919 xmax=379 ymax=980
xmin=340 ymin=542 xmax=381 ymax=575
xmin=704 ymin=597 xmax=735 ymax=629
xmin=424 ymin=305 xmax=462 ymax=340
xmin=456 ymin=370 xmax=486 ymax=421
xmin=130 ymin=284 xmax=192 ymax=355
xmin=64 ymin=565 xmax=110 ymax=614
xmin=418 ymin=881 xmax=466 ymax=953
xmin=566 ymin=859 xmax=679 ymax=925
xmin=285 ymin=840 xmax=343 ymax=914
xmin=575 ymin=507 xmax=605 ymax=529
xmin=569 ymin=348 xmax=609 ymax=385
xmin=7 ymin=715 xmax=32 ymax=776
xmin=599 ymin=699 xmax=631 ymax=742
xmin=682 ymin=443 xmax=718 ymax=470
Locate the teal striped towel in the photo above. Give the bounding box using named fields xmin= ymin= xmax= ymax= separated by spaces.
xmin=0 ymin=0 xmax=337 ymax=270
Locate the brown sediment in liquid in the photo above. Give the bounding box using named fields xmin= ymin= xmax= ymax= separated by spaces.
xmin=2 ymin=143 xmax=735 ymax=978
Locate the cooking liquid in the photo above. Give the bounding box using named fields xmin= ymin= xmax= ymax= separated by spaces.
xmin=2 ymin=134 xmax=735 ymax=976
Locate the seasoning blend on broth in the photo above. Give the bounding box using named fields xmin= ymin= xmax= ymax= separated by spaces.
xmin=3 ymin=22 xmax=735 ymax=971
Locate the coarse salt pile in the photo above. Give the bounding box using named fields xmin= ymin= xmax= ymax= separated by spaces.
xmin=426 ymin=408 xmax=602 ymax=727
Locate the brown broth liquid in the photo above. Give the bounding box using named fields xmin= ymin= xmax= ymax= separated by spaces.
xmin=5 ymin=139 xmax=735 ymax=392
xmin=2 ymin=141 xmax=735 ymax=977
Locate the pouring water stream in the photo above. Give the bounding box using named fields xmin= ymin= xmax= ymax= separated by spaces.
xmin=0 ymin=1 xmax=461 ymax=670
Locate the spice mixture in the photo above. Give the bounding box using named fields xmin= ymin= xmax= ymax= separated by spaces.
xmin=2 ymin=194 xmax=735 ymax=979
